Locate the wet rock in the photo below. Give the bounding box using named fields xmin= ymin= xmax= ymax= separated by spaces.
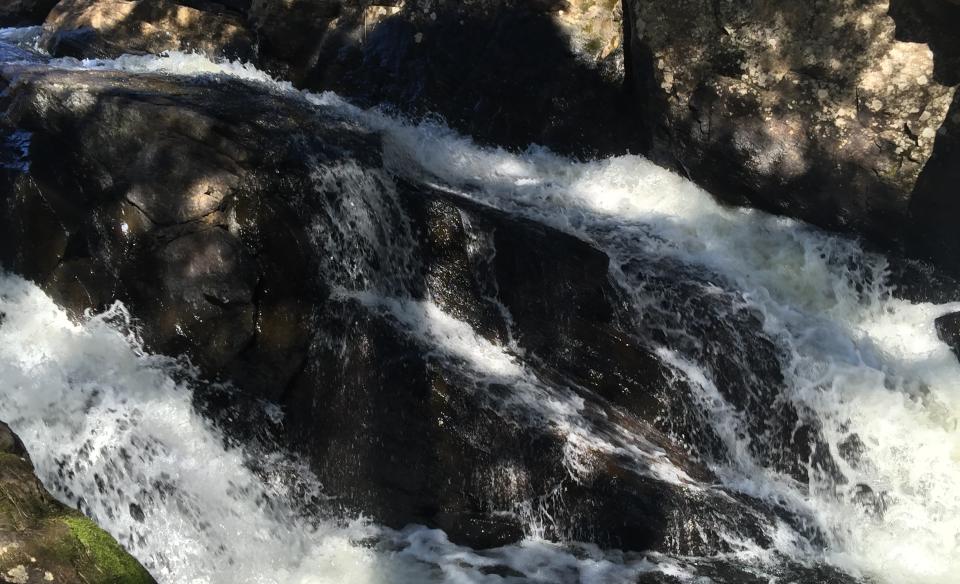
xmin=37 ymin=0 xmax=638 ymax=157
xmin=285 ymin=297 xmax=776 ymax=555
xmin=0 ymin=423 xmax=28 ymax=461
xmin=0 ymin=422 xmax=155 ymax=583
xmin=0 ymin=67 xmax=340 ymax=397
xmin=0 ymin=0 xmax=58 ymax=27
xmin=935 ymin=312 xmax=960 ymax=359
xmin=20 ymin=0 xmax=960 ymax=278
xmin=40 ymin=0 xmax=254 ymax=60
xmin=0 ymin=64 xmax=834 ymax=567
xmin=623 ymin=0 xmax=960 ymax=261
xmin=401 ymin=187 xmax=678 ymax=425
xmin=635 ymin=558 xmax=861 ymax=584
xmin=883 ymin=249 xmax=960 ymax=304
xmin=622 ymin=257 xmax=841 ymax=484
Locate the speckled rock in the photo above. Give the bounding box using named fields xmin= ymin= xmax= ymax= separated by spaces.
xmin=623 ymin=0 xmax=959 ymax=251
xmin=40 ymin=0 xmax=254 ymax=60
xmin=0 ymin=422 xmax=155 ymax=584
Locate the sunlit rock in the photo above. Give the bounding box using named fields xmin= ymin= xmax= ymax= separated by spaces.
xmin=40 ymin=0 xmax=254 ymax=60
xmin=623 ymin=0 xmax=960 ymax=265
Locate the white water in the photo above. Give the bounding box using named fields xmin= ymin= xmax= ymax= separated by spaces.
xmin=0 ymin=276 xmax=686 ymax=584
xmin=1 ymin=32 xmax=959 ymax=583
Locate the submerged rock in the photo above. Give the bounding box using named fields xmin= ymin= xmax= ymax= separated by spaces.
xmin=0 ymin=422 xmax=155 ymax=584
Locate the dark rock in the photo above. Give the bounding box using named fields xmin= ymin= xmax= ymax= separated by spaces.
xmin=616 ymin=257 xmax=843 ymax=485
xmin=0 ymin=64 xmax=839 ymax=573
xmin=837 ymin=433 xmax=867 ymax=468
xmin=908 ymin=88 xmax=960 ymax=272
xmin=0 ymin=0 xmax=58 ymax=27
xmin=935 ymin=312 xmax=960 ymax=359
xmin=0 ymin=422 xmax=29 ymax=460
xmin=20 ymin=0 xmax=960 ymax=281
xmin=402 ymin=187 xmax=680 ymax=429
xmin=36 ymin=0 xmax=639 ymax=157
xmin=0 ymin=67 xmax=342 ymax=398
xmin=479 ymin=564 xmax=525 ymax=579
xmin=889 ymin=0 xmax=960 ymax=86
xmin=431 ymin=513 xmax=526 ymax=550
xmin=285 ymin=296 xmax=777 ymax=555
xmin=295 ymin=0 xmax=639 ymax=157
xmin=246 ymin=0 xmax=343 ymax=80
xmin=653 ymin=558 xmax=861 ymax=584
xmin=884 ymin=249 xmax=960 ymax=304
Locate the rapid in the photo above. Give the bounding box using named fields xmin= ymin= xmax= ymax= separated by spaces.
xmin=0 ymin=26 xmax=958 ymax=584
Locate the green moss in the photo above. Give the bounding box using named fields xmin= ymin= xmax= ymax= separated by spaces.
xmin=585 ymin=36 xmax=605 ymax=54
xmin=63 ymin=516 xmax=154 ymax=584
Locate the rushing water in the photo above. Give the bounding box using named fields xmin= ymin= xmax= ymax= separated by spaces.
xmin=1 ymin=28 xmax=960 ymax=584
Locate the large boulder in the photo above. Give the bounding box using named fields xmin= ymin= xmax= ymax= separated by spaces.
xmin=0 ymin=0 xmax=59 ymax=27
xmin=622 ymin=0 xmax=960 ymax=263
xmin=40 ymin=0 xmax=254 ymax=60
xmin=0 ymin=64 xmax=848 ymax=575
xmin=0 ymin=66 xmax=341 ymax=396
xmin=0 ymin=422 xmax=155 ymax=584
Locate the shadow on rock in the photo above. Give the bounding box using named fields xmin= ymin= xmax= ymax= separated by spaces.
xmin=302 ymin=0 xmax=640 ymax=158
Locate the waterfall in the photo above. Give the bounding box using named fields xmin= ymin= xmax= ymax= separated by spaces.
xmin=1 ymin=29 xmax=959 ymax=584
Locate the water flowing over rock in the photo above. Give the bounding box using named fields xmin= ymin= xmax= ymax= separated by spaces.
xmin=30 ymin=0 xmax=960 ymax=276
xmin=0 ymin=6 xmax=958 ymax=583
xmin=0 ymin=61 xmax=864 ymax=582
xmin=0 ymin=422 xmax=155 ymax=584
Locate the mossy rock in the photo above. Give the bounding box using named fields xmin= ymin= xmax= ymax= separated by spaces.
xmin=0 ymin=423 xmax=155 ymax=584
